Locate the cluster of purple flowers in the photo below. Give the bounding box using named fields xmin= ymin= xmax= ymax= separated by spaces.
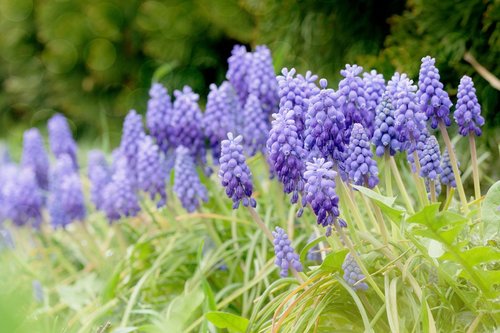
xmin=272 ymin=227 xmax=303 ymax=277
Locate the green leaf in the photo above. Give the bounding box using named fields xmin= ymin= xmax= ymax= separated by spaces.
xmin=352 ymin=185 xmax=405 ymax=222
xmin=481 ymin=180 xmax=500 ymax=240
xmin=442 ymin=246 xmax=500 ymax=266
xmin=299 ymin=235 xmax=327 ymax=265
xmin=205 ymin=312 xmax=249 ymax=332
xmin=319 ymin=249 xmax=349 ymax=272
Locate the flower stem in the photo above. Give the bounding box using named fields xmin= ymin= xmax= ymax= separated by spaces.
xmin=389 ymin=156 xmax=415 ymax=214
xmin=247 ymin=206 xmax=274 ymax=243
xmin=469 ymin=134 xmax=481 ymax=205
xmin=384 ymin=150 xmax=393 ymax=197
xmin=411 ymin=150 xmax=430 ymax=207
xmin=430 ymin=180 xmax=437 ymax=202
xmin=438 ymin=121 xmax=469 ymax=214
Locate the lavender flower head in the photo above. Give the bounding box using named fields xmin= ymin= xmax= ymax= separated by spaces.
xmin=273 ymin=227 xmax=303 ymax=277
xmin=363 ymin=70 xmax=386 ymax=113
xmin=407 ymin=127 xmax=430 ymax=173
xmin=336 ymin=64 xmax=371 ymax=133
xmin=243 ymin=94 xmax=269 ymax=156
xmin=146 ymin=83 xmax=172 ymax=153
xmin=49 ymin=155 xmax=86 ymax=228
xmin=173 ymin=146 xmax=208 ymax=212
xmin=2 ymin=168 xmax=43 ymax=228
xmin=226 ymin=45 xmax=251 ymax=104
xmin=137 ymin=136 xmax=167 ymax=207
xmin=102 ymin=155 xmax=140 ymax=222
xmin=372 ymin=94 xmax=400 ymax=157
xmin=440 ymin=147 xmax=456 ymax=188
xmin=119 ymin=109 xmax=145 ymax=185
xmin=302 ymin=158 xmax=340 ymax=233
xmin=419 ymin=135 xmax=442 ymax=180
xmin=345 ymin=124 xmax=379 ymax=188
xmin=204 ymin=82 xmax=239 ymax=160
xmin=342 ymin=253 xmax=368 ymax=291
xmin=87 ymin=150 xmax=110 ymax=211
xmin=417 ymin=56 xmax=453 ymax=128
xmin=267 ymin=109 xmax=306 ymax=204
xmin=48 ymin=113 xmax=78 ymax=168
xmin=218 ymin=133 xmax=256 ymax=209
xmin=247 ymin=45 xmax=279 ymax=115
xmin=21 ymin=128 xmax=50 ymax=190
xmin=304 ymin=79 xmax=346 ymax=161
xmin=171 ymin=86 xmax=204 ymax=157
xmin=454 ymin=75 xmax=484 ymax=136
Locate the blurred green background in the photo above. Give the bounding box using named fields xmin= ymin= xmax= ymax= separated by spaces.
xmin=0 ymin=0 xmax=498 ymax=147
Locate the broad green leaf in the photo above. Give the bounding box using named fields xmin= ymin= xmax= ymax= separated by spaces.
xmin=352 ymin=185 xmax=405 ymax=222
xmin=481 ymin=180 xmax=500 ymax=240
xmin=205 ymin=311 xmax=249 ymax=332
xmin=320 ymin=249 xmax=349 ymax=272
xmin=441 ymin=246 xmax=500 ymax=266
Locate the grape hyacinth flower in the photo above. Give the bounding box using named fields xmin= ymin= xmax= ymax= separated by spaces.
xmin=345 ymin=124 xmax=379 ymax=188
xmin=304 ymin=79 xmax=346 ymax=161
xmin=302 ymin=158 xmax=341 ymax=233
xmin=342 ymin=253 xmax=368 ymax=291
xmin=119 ymin=109 xmax=145 ymax=185
xmin=386 ymin=72 xmax=410 ymax=102
xmin=363 ymin=70 xmax=386 ymax=114
xmin=372 ymin=94 xmax=400 ymax=157
xmin=2 ymin=168 xmax=43 ymax=228
xmin=87 ymin=150 xmax=111 ymax=211
xmin=219 ymin=133 xmax=256 ymax=209
xmin=272 ymin=227 xmax=303 ymax=277
xmin=267 ymin=109 xmax=306 ymax=204
xmin=170 ymin=86 xmax=205 ymax=158
xmin=454 ymin=75 xmax=484 ymax=137
xmin=49 ymin=155 xmax=86 ymax=228
xmin=407 ymin=127 xmax=430 ymax=173
xmin=48 ymin=113 xmax=78 ymax=168
xmin=417 ymin=56 xmax=453 ymax=129
xmin=146 ymin=83 xmax=172 ymax=153
xmin=137 ymin=136 xmax=167 ymax=207
xmin=173 ymin=146 xmax=208 ymax=212
xmin=203 ymin=82 xmax=239 ymax=160
xmin=102 ymin=156 xmax=141 ymax=222
xmin=420 ymin=136 xmax=442 ymax=181
xmin=247 ymin=45 xmax=279 ymax=115
xmin=226 ymin=44 xmax=251 ymax=104
xmin=21 ymin=128 xmax=50 ymax=190
xmin=440 ymin=148 xmax=456 ymax=188
xmin=336 ymin=64 xmax=371 ymax=134
xmin=243 ymin=94 xmax=269 ymax=156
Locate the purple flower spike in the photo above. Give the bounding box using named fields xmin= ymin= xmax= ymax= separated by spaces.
xmin=419 ymin=136 xmax=442 ymax=180
xmin=21 ymin=128 xmax=50 ymax=190
xmin=342 ymin=253 xmax=368 ymax=291
xmin=243 ymin=94 xmax=269 ymax=156
xmin=407 ymin=127 xmax=430 ymax=173
xmin=272 ymin=227 xmax=303 ymax=277
xmin=417 ymin=56 xmax=453 ymax=128
xmin=0 ymin=142 xmax=11 ymax=165
xmin=337 ymin=64 xmax=371 ymax=134
xmin=267 ymin=109 xmax=306 ymax=204
xmin=119 ymin=109 xmax=145 ymax=185
xmin=87 ymin=150 xmax=111 ymax=211
xmin=372 ymin=94 xmax=400 ymax=157
xmin=345 ymin=124 xmax=379 ymax=188
xmin=173 ymin=146 xmax=208 ymax=212
xmin=302 ymin=158 xmax=341 ymax=232
xmin=102 ymin=156 xmax=140 ymax=223
xmin=146 ymin=83 xmax=172 ymax=153
xmin=49 ymin=155 xmax=86 ymax=228
xmin=454 ymin=75 xmax=484 ymax=136
xmin=226 ymin=45 xmax=252 ymax=105
xmin=2 ymin=168 xmax=43 ymax=228
xmin=48 ymin=114 xmax=78 ymax=169
xmin=363 ymin=70 xmax=386 ymax=114
xmin=440 ymin=147 xmax=456 ymax=188
xmin=247 ymin=45 xmax=279 ymax=115
xmin=219 ymin=133 xmax=256 ymax=209
xmin=393 ymin=75 xmax=428 ymax=149
xmin=171 ymin=86 xmax=205 ymax=158
xmin=304 ymin=78 xmax=346 ymax=161
xmin=137 ymin=136 xmax=167 ymax=207
xmin=204 ymin=82 xmax=240 ymax=160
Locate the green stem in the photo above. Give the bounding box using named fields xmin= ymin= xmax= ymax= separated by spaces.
xmin=469 ymin=134 xmax=481 ymax=210
xmin=411 ymin=150 xmax=430 ymax=207
xmin=247 ymin=206 xmax=274 ymax=243
xmin=384 ymin=150 xmax=393 ymax=197
xmin=430 ymin=180 xmax=437 ymax=203
xmin=439 ymin=121 xmax=469 ymax=214
xmin=389 ymin=157 xmax=415 ymax=214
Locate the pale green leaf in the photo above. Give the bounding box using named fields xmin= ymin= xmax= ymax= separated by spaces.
xmin=205 ymin=311 xmax=249 ymax=332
